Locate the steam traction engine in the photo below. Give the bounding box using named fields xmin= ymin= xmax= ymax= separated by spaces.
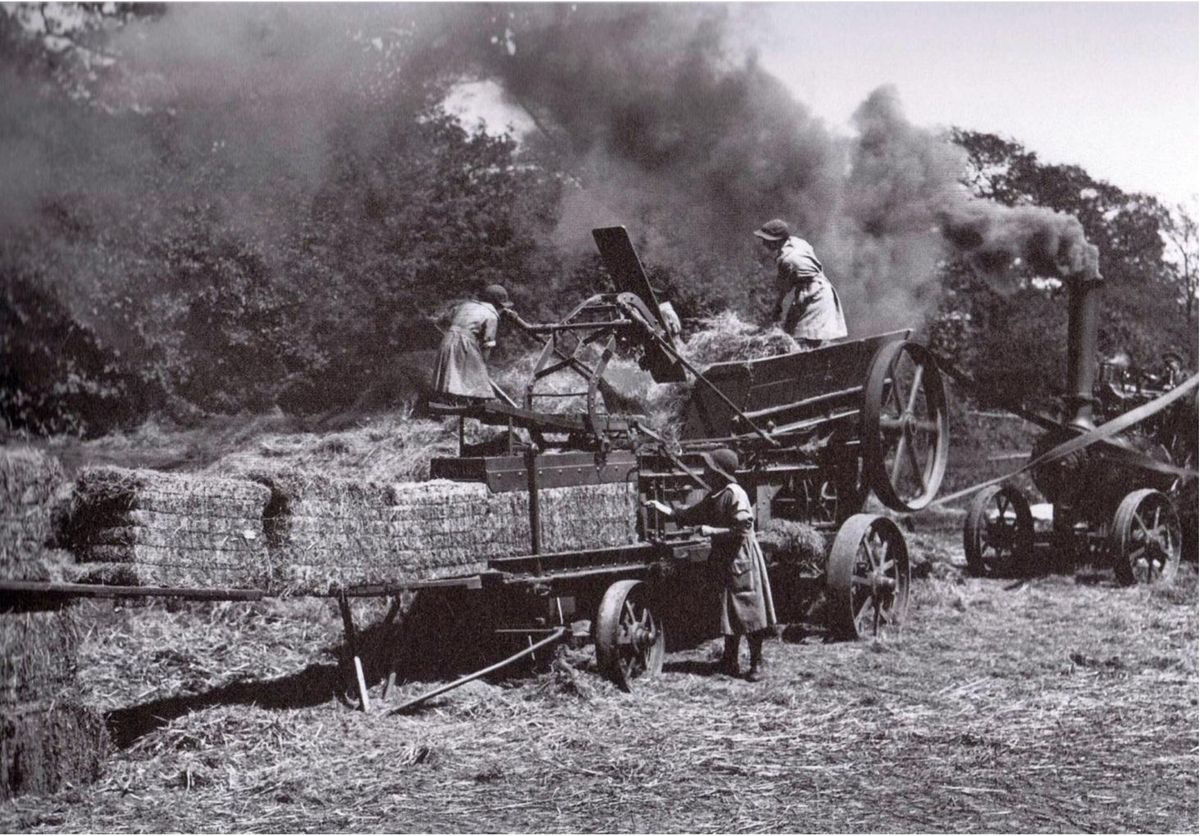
xmin=963 ymin=272 xmax=1197 ymax=585
xmin=419 ymin=226 xmax=950 ymax=692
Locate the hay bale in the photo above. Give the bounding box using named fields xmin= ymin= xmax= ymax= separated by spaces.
xmin=0 ymin=700 xmax=108 ymax=800
xmin=65 ymin=467 xmax=272 ymax=591
xmin=251 ymin=471 xmax=639 ymax=595
xmin=0 ymin=609 xmax=81 ymax=704
xmin=0 ymin=448 xmax=69 ymax=582
xmin=0 ymin=603 xmax=107 ymax=800
xmin=71 ymin=466 xmax=269 ymax=519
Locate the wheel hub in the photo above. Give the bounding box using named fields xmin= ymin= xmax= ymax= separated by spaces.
xmin=630 ymin=622 xmax=657 ymax=651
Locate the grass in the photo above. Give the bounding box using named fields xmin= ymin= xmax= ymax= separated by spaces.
xmin=0 ymin=530 xmax=1194 ymax=833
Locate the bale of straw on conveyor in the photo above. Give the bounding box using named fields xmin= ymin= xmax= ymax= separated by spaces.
xmin=0 ymin=447 xmax=70 ymax=582
xmin=248 ymin=470 xmax=640 ymax=595
xmin=65 ymin=466 xmax=272 ymax=591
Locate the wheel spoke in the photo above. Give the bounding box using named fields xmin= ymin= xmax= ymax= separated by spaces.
xmin=888 ymin=375 xmax=906 ymax=414
xmin=904 ymin=435 xmax=925 ymax=489
xmin=905 ymin=365 xmax=925 ymax=414
xmin=854 ymin=594 xmax=875 ymax=627
xmin=890 ymin=433 xmax=909 ymax=485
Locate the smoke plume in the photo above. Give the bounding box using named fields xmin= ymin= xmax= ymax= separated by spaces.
xmin=2 ymin=3 xmax=1101 ymax=336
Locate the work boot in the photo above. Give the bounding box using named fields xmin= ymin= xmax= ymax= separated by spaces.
xmin=746 ymin=634 xmax=767 ymax=682
xmin=719 ymin=636 xmax=741 ymax=677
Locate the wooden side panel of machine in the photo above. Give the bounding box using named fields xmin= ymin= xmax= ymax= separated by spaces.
xmin=681 ymin=330 xmax=910 ymax=438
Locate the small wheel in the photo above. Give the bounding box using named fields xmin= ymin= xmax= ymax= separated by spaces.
xmin=1110 ymin=489 xmax=1181 ymax=586
xmin=964 ymin=485 xmax=1035 ymax=577
xmin=595 ymin=579 xmax=665 ymax=691
xmin=826 ymin=514 xmax=910 ymax=640
xmin=862 ymin=340 xmax=950 ymax=512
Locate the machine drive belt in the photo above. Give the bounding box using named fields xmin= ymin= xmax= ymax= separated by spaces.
xmin=933 ymin=372 xmax=1199 ymax=506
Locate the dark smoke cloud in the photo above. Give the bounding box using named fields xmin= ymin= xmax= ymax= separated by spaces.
xmin=467 ymin=5 xmax=1100 ymax=331
xmin=2 ymin=3 xmax=1101 ymax=338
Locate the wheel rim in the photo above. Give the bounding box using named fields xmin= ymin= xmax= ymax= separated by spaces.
xmin=1113 ymin=490 xmax=1181 ymax=585
xmin=964 ymin=485 xmax=1034 ymax=577
xmin=595 ymin=580 xmax=665 ymax=691
xmin=863 ymin=341 xmax=949 ymax=512
xmin=827 ymin=514 xmax=910 ymax=639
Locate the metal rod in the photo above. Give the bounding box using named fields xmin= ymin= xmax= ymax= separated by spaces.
xmin=389 ymin=627 xmax=567 ymax=715
xmin=738 ymin=385 xmax=863 ymax=421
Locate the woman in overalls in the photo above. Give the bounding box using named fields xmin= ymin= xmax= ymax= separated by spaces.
xmin=431 ymin=284 xmax=513 ymax=404
xmin=644 ymin=448 xmax=777 ymax=681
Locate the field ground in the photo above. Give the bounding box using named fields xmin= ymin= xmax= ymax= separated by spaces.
xmin=1 ymin=515 xmax=1196 ymax=833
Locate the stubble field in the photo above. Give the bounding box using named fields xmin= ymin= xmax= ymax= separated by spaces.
xmin=1 ymin=516 xmax=1196 ymax=833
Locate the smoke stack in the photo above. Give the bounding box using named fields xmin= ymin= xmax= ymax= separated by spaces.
xmin=1063 ymin=272 xmax=1103 ymax=428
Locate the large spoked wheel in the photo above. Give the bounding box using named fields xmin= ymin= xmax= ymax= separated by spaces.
xmin=862 ymin=340 xmax=950 ymax=512
xmin=1110 ymin=489 xmax=1181 ymax=586
xmin=826 ymin=514 xmax=910 ymax=640
xmin=964 ymin=485 xmax=1036 ymax=577
xmin=595 ymin=579 xmax=665 ymax=691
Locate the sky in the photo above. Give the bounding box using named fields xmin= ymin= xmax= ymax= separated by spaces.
xmin=752 ymin=1 xmax=1199 ymax=205
xmin=449 ymin=2 xmax=1199 ymax=206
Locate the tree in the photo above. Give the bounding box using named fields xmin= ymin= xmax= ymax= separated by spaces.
xmin=1162 ymin=200 xmax=1199 ymax=326
xmin=933 ymin=130 xmax=1198 ymax=412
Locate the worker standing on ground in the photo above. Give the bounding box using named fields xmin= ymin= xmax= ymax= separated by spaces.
xmin=643 ymin=448 xmax=777 ymax=681
xmin=756 ymin=218 xmax=847 ymax=350
xmin=430 ymin=284 xmax=513 ymax=405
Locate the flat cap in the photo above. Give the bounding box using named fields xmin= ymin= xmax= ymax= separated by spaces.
xmin=753 ymin=219 xmax=790 ymax=242
xmin=482 ymin=284 xmax=514 ymax=308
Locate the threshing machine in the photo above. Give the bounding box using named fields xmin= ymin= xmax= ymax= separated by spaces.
xmin=403 ymin=226 xmax=950 ymax=694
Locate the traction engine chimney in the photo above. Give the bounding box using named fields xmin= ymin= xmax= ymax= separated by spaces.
xmin=1063 ymin=274 xmax=1103 ymax=428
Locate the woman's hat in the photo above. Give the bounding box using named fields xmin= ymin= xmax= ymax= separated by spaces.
xmin=700 ymin=448 xmax=739 ymax=485
xmin=482 ymin=284 xmax=514 ymax=308
xmin=753 ymin=219 xmax=790 ymax=242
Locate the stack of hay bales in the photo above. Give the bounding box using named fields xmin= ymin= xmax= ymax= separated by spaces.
xmin=1 ymin=447 xmax=108 ymax=799
xmin=251 ymin=470 xmax=639 ymax=595
xmin=64 ymin=466 xmax=272 ymax=591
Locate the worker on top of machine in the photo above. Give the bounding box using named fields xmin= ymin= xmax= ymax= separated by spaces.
xmin=430 ymin=284 xmax=513 ymax=405
xmin=642 ymin=448 xmax=777 ymax=682
xmin=756 ymin=218 xmax=847 ymax=350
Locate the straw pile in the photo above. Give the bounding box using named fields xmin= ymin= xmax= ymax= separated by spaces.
xmin=1 ymin=447 xmax=70 ymax=582
xmin=757 ymin=518 xmax=827 ymax=569
xmin=63 ymin=467 xmax=272 ymax=591
xmin=250 ymin=470 xmax=639 ymax=595
xmin=680 ymin=311 xmax=799 ymax=366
